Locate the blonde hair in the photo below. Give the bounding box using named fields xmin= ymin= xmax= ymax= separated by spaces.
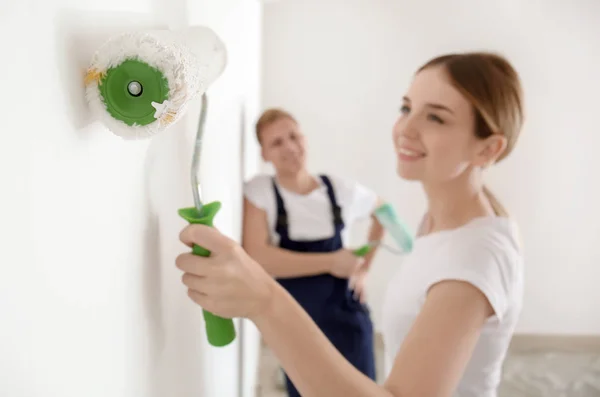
xmin=255 ymin=108 xmax=297 ymax=144
xmin=418 ymin=52 xmax=525 ymax=217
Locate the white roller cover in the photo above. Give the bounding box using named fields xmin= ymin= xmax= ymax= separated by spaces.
xmin=85 ymin=26 xmax=227 ymax=139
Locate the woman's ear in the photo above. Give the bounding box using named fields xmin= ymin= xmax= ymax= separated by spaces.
xmin=475 ymin=135 xmax=507 ymax=168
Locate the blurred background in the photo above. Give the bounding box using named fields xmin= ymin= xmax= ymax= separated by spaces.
xmin=1 ymin=0 xmax=598 ymax=396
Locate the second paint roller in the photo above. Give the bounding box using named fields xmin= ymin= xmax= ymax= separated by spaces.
xmin=352 ymin=202 xmax=415 ymax=257
xmin=84 ymin=26 xmax=235 ymax=347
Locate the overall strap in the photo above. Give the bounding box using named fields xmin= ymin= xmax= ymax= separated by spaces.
xmin=271 ymin=178 xmax=290 ymax=237
xmin=319 ymin=175 xmax=345 ymax=228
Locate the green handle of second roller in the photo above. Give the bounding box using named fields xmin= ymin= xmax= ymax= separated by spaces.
xmin=178 ymin=202 xmax=236 ymax=347
xmin=353 ymin=243 xmax=374 ymax=257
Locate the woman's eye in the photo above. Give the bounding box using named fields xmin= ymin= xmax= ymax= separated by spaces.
xmin=400 ymin=105 xmax=410 ymax=114
xmin=428 ymin=114 xmax=444 ymax=124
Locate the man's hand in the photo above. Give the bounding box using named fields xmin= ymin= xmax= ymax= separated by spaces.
xmin=330 ymin=249 xmax=363 ymax=278
xmin=349 ymin=264 xmax=369 ymax=303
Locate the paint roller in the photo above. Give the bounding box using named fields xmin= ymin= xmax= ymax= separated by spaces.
xmin=353 ymin=202 xmax=414 ymax=257
xmin=84 ymin=26 xmax=236 ymax=347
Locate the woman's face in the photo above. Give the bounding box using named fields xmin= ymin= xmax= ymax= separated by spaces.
xmin=392 ymin=66 xmax=499 ymax=184
xmin=260 ymin=117 xmax=307 ymax=175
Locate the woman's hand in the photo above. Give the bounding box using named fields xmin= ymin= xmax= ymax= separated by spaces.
xmin=176 ymin=224 xmax=276 ymax=320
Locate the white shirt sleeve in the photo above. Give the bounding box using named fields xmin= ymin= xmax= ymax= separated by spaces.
xmin=243 ymin=174 xmax=271 ymax=211
xmin=329 ymin=175 xmax=379 ymax=222
xmin=425 ymin=233 xmax=520 ymax=322
xmin=352 ymin=181 xmax=379 ymax=220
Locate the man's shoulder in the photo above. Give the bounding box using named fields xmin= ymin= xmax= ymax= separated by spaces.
xmin=244 ymin=173 xmax=273 ymax=189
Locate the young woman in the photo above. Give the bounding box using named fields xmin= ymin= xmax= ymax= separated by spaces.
xmin=176 ymin=51 xmax=525 ymax=397
xmin=242 ymin=108 xmax=385 ymax=395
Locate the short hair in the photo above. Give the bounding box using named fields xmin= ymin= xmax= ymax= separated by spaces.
xmin=255 ymin=108 xmax=297 ymax=143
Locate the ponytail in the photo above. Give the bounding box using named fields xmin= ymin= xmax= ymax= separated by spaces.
xmin=484 ymin=185 xmax=524 ymax=249
xmin=482 ymin=185 xmax=508 ymax=217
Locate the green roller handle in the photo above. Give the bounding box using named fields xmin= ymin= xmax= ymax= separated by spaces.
xmin=353 ymin=243 xmax=374 ymax=257
xmin=178 ymin=201 xmax=237 ymax=347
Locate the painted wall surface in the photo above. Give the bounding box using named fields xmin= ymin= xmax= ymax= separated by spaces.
xmin=0 ymin=0 xmax=262 ymax=396
xmin=262 ymin=0 xmax=600 ymax=335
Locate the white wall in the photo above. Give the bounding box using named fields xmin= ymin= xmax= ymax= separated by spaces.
xmin=183 ymin=4 xmax=264 ymax=397
xmin=262 ymin=0 xmax=600 ymax=335
xmin=0 ymin=0 xmax=262 ymax=396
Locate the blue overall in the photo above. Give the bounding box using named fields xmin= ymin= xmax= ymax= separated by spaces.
xmin=272 ymin=175 xmax=376 ymax=397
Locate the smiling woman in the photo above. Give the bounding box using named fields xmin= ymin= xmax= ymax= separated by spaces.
xmin=394 ymin=53 xmax=522 ymax=219
xmin=176 ymin=51 xmax=525 ymax=397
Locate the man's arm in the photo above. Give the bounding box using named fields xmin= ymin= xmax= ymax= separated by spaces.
xmin=348 ymin=197 xmax=385 ymax=302
xmin=242 ymin=198 xmax=353 ymax=278
xmin=361 ymin=197 xmax=386 ymax=269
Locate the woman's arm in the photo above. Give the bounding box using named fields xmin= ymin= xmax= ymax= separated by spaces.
xmin=252 ymin=279 xmax=492 ymax=397
xmin=348 ymin=200 xmax=386 ymax=302
xmin=178 ymin=222 xmax=496 ymax=397
xmin=383 ymin=280 xmax=493 ymax=396
xmin=242 ymin=198 xmax=358 ymax=278
xmin=252 ymin=282 xmax=392 ymax=397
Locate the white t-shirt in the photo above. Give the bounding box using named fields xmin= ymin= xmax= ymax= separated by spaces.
xmin=243 ymin=173 xmax=378 ymax=246
xmin=381 ymin=216 xmax=524 ymax=397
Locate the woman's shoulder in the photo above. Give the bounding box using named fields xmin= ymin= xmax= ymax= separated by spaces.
xmin=422 ymin=217 xmax=523 ymax=320
xmin=447 ymin=216 xmax=524 ymax=277
xmin=419 ymin=216 xmax=523 ymax=272
xmin=462 ymin=216 xmax=522 ymax=254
